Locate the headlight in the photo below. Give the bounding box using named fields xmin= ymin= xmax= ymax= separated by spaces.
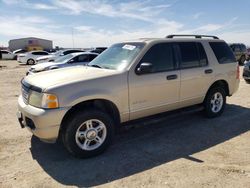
xmin=29 ymin=91 xmax=59 ymax=109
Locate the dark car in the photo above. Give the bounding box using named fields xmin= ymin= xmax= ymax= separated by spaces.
xmin=243 ymin=61 xmax=250 ymax=83
xmin=229 ymin=43 xmax=248 ymax=65
xmin=247 ymin=48 xmax=250 ymax=61
xmin=90 ymin=47 xmax=107 ymax=54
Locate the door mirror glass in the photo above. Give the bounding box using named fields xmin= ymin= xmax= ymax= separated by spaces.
xmin=136 ymin=62 xmax=153 ymax=74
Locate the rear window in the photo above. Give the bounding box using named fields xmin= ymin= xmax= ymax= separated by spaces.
xmin=209 ymin=42 xmax=236 ymax=64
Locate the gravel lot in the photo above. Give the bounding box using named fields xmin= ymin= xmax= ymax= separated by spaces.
xmin=0 ymin=60 xmax=249 ymax=188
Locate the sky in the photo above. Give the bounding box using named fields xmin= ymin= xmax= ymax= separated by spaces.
xmin=0 ymin=0 xmax=250 ymax=48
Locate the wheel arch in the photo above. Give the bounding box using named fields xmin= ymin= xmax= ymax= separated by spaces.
xmin=59 ymin=99 xmax=121 ymax=136
xmin=205 ymin=80 xmax=230 ymax=99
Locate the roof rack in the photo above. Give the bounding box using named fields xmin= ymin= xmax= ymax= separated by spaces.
xmin=166 ymin=34 xmax=219 ymax=39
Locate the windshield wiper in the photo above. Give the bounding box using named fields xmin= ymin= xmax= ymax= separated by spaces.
xmin=89 ymin=64 xmax=103 ymax=69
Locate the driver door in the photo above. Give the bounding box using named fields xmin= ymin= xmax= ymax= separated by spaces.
xmin=128 ymin=42 xmax=180 ymax=120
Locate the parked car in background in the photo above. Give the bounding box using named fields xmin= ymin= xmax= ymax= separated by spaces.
xmin=13 ymin=49 xmax=27 ymax=55
xmin=0 ymin=50 xmax=16 ymax=60
xmin=27 ymin=52 xmax=98 ymax=75
xmin=247 ymin=48 xmax=250 ymax=61
xmin=243 ymin=61 xmax=250 ymax=83
xmin=17 ymin=51 xmax=50 ymax=65
xmin=12 ymin=49 xmax=27 ymax=60
xmin=90 ymin=47 xmax=107 ymax=54
xmin=229 ymin=43 xmax=248 ymax=65
xmin=36 ymin=49 xmax=85 ymax=64
xmin=17 ymin=35 xmax=240 ymax=158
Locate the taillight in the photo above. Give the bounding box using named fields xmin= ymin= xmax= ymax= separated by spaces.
xmin=236 ymin=65 xmax=240 ymax=79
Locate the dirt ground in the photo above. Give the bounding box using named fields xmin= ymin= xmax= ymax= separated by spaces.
xmin=0 ymin=60 xmax=249 ymax=188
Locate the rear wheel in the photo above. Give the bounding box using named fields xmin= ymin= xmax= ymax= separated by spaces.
xmin=62 ymin=109 xmax=115 ymax=158
xmin=27 ymin=59 xmax=35 ymax=65
xmin=203 ymin=87 xmax=226 ymax=118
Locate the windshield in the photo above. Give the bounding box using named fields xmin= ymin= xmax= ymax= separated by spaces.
xmin=88 ymin=42 xmax=145 ymax=70
xmin=54 ymin=54 xmax=74 ymax=63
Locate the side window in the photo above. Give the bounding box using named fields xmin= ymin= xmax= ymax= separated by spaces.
xmin=64 ymin=51 xmax=71 ymax=55
xmin=209 ymin=42 xmax=236 ymax=64
xmin=234 ymin=45 xmax=240 ymax=52
xmin=1 ymin=51 xmax=8 ymax=54
xmin=178 ymin=42 xmax=200 ymax=69
xmin=77 ymin=55 xmax=89 ymax=62
xmin=41 ymin=52 xmax=48 ymax=55
xmin=32 ymin=52 xmax=39 ymax=55
xmin=139 ymin=43 xmax=175 ymax=73
xmin=89 ymin=54 xmax=97 ymax=61
xmin=241 ymin=45 xmax=247 ymax=52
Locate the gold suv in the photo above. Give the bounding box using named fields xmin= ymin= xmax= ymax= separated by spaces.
xmin=17 ymin=35 xmax=240 ymax=158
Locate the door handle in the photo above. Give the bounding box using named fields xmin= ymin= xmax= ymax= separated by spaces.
xmin=166 ymin=74 xmax=178 ymax=80
xmin=204 ymin=69 xmax=213 ymax=74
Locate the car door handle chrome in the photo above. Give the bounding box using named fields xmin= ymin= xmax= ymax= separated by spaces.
xmin=166 ymin=74 xmax=178 ymax=80
xmin=205 ymin=69 xmax=213 ymax=74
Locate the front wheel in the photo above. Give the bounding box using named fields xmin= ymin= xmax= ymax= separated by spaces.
xmin=62 ymin=110 xmax=115 ymax=158
xmin=203 ymin=87 xmax=226 ymax=118
xmin=245 ymin=79 xmax=250 ymax=84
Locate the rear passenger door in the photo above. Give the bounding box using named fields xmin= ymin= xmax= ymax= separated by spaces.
xmin=176 ymin=42 xmax=212 ymax=107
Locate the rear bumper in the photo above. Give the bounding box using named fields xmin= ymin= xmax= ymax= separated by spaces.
xmin=17 ymin=96 xmax=70 ymax=143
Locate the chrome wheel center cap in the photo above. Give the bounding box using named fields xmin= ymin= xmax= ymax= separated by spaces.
xmin=86 ymin=130 xmax=97 ymax=140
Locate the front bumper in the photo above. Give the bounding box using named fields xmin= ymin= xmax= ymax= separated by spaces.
xmin=17 ymin=96 xmax=69 ymax=143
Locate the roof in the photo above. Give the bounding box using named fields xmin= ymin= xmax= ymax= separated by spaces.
xmin=123 ymin=37 xmax=224 ymax=44
xmin=9 ymin=37 xmax=52 ymax=42
xmin=123 ymin=34 xmax=223 ymax=44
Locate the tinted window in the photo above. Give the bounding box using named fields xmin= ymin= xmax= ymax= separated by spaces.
xmin=210 ymin=42 xmax=236 ymax=64
xmin=178 ymin=42 xmax=200 ymax=68
xmin=233 ymin=45 xmax=240 ymax=52
xmin=140 ymin=43 xmax=174 ymax=73
xmin=32 ymin=51 xmax=48 ymax=55
xmin=89 ymin=54 xmax=98 ymax=61
xmin=77 ymin=55 xmax=88 ymax=62
xmin=41 ymin=52 xmax=48 ymax=55
xmin=1 ymin=50 xmax=8 ymax=54
xmin=240 ymin=44 xmax=247 ymax=52
xmin=64 ymin=50 xmax=83 ymax=55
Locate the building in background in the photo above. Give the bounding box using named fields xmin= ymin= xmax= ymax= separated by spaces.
xmin=8 ymin=37 xmax=53 ymax=52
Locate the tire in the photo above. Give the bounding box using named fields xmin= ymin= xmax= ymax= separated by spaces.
xmin=62 ymin=109 xmax=115 ymax=158
xmin=245 ymin=79 xmax=250 ymax=84
xmin=203 ymin=87 xmax=226 ymax=118
xmin=239 ymin=56 xmax=246 ymax=66
xmin=27 ymin=59 xmax=35 ymax=65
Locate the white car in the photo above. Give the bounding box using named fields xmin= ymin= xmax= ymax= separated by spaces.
xmin=17 ymin=51 xmax=50 ymax=65
xmin=0 ymin=50 xmax=16 ymax=60
xmin=36 ymin=49 xmax=85 ymax=64
xmin=27 ymin=52 xmax=98 ymax=75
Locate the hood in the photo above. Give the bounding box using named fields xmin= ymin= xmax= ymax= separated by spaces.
xmin=31 ymin=62 xmax=64 ymax=71
xmin=24 ymin=66 xmax=118 ymax=90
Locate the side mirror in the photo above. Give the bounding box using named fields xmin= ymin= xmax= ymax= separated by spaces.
xmin=68 ymin=59 xmax=75 ymax=64
xmin=136 ymin=62 xmax=153 ymax=75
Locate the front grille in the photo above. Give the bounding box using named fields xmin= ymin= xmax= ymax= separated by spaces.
xmin=22 ymin=84 xmax=29 ymax=104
